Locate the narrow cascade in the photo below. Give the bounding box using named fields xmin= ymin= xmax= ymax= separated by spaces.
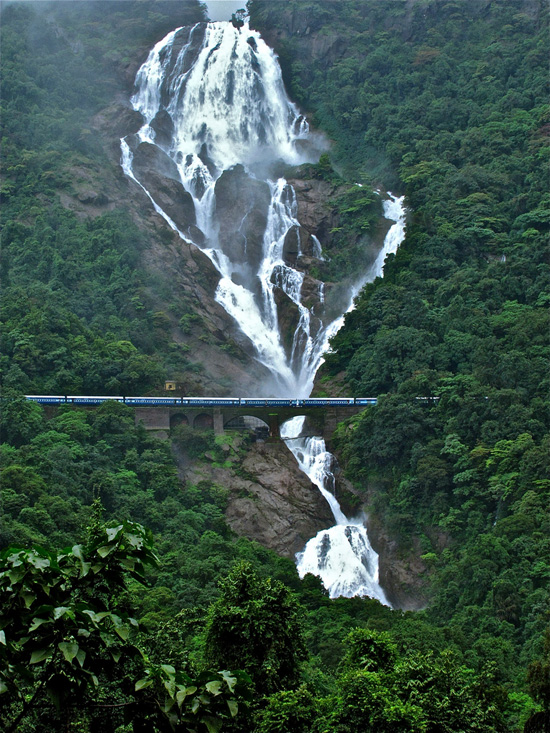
xmin=280 ymin=198 xmax=405 ymax=602
xmin=121 ymin=17 xmax=406 ymax=602
xmin=281 ymin=417 xmax=390 ymax=604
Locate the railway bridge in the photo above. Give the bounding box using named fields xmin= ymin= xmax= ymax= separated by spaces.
xmin=25 ymin=396 xmax=376 ymax=442
xmin=138 ymin=403 xmax=365 ymax=440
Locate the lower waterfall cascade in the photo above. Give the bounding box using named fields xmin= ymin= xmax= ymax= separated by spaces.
xmin=121 ymin=18 xmax=406 ymax=601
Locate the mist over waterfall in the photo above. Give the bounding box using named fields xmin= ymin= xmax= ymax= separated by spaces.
xmin=122 ymin=20 xmax=329 ymax=395
xmin=121 ymin=18 xmax=406 ymax=602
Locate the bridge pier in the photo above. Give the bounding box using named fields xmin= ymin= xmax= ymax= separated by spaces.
xmin=267 ymin=413 xmax=280 ymax=440
xmin=213 ymin=409 xmax=224 ymax=436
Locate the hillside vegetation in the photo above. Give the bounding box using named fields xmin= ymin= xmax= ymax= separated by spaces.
xmin=250 ymin=0 xmax=550 ymax=703
xmin=1 ymin=0 xmax=549 ymax=730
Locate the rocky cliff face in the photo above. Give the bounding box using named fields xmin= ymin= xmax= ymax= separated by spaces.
xmin=178 ymin=439 xmax=335 ymax=558
xmin=55 ymin=99 xmax=276 ymax=395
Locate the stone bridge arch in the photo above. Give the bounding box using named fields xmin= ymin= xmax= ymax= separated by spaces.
xmin=170 ymin=413 xmax=189 ymax=429
xmin=224 ymin=415 xmax=270 ymax=440
xmin=193 ymin=413 xmax=214 ymax=429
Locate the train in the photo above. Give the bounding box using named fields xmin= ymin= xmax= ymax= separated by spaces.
xmin=24 ymin=395 xmax=379 ymax=407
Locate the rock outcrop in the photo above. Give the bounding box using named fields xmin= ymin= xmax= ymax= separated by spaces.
xmin=214 ymin=165 xmax=271 ymax=276
xmin=181 ymin=441 xmax=335 ymax=558
xmin=128 ymin=140 xmax=198 ymax=239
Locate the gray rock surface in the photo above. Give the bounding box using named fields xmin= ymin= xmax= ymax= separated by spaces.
xmin=182 ymin=441 xmax=335 ymax=558
xmin=214 ymin=165 xmax=271 ymax=275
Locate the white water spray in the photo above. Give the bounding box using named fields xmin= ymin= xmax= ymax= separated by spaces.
xmin=122 ymin=19 xmax=406 ymax=601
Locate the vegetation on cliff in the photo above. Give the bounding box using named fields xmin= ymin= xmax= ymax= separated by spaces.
xmin=249 ymin=0 xmax=550 ymax=712
xmin=1 ymin=0 xmax=549 ymax=729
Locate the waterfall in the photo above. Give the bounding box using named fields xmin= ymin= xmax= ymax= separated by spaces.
xmin=121 ymin=19 xmax=406 ymax=602
xmin=280 ymin=193 xmax=406 ymax=605
xmin=282 ymin=417 xmax=390 ymax=603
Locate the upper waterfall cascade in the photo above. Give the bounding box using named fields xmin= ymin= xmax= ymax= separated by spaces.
xmin=121 ymin=20 xmax=406 ymax=600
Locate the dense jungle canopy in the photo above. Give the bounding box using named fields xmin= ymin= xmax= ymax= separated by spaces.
xmin=0 ymin=0 xmax=548 ymax=730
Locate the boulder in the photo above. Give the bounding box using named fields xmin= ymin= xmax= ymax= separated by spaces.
xmin=182 ymin=441 xmax=335 ymax=558
xmin=149 ymin=109 xmax=174 ymax=148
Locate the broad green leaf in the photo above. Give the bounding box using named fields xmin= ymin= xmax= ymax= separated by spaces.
xmin=163 ymin=678 xmax=176 ymax=698
xmin=219 ymin=670 xmax=237 ymax=692
xmin=125 ymin=533 xmax=143 ymax=548
xmin=76 ymin=648 xmax=86 ymax=667
xmin=161 ymin=664 xmax=176 ymax=676
xmin=29 ymin=555 xmax=50 ymax=570
xmin=111 ymin=650 xmax=121 ymax=663
xmin=72 ymin=545 xmax=85 ymax=560
xmin=22 ymin=592 xmax=36 ymax=608
xmin=205 ymin=680 xmax=222 ymax=695
xmin=8 ymin=569 xmax=25 ymax=584
xmin=29 ymin=617 xmax=49 ymax=632
xmin=106 ymin=525 xmax=123 ymax=541
xmin=113 ymin=624 xmax=129 ymax=641
xmin=93 ymin=611 xmax=110 ymax=622
xmin=135 ymin=677 xmax=153 ymax=692
xmin=0 ymin=680 xmax=7 ymax=694
xmin=100 ymin=631 xmax=116 ymax=647
xmin=176 ymin=688 xmax=190 ymax=706
xmin=30 ymin=648 xmax=51 ymax=664
xmin=53 ymin=606 xmax=71 ymax=620
xmin=118 ymin=557 xmax=136 ymax=570
xmin=58 ymin=641 xmax=79 ymax=663
xmin=0 ymin=631 xmax=5 ymax=645
xmin=227 ymin=699 xmax=238 ymax=717
xmin=203 ymin=716 xmax=223 ymax=733
xmin=96 ymin=545 xmax=112 ymax=558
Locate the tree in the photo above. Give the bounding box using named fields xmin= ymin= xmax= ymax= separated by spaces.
xmin=204 ymin=562 xmax=307 ymax=696
xmin=525 ymin=627 xmax=550 ymax=733
xmin=0 ymin=516 xmax=247 ymax=732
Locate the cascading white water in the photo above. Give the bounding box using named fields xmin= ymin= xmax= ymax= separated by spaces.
xmin=280 ymin=195 xmax=405 ymax=605
xmin=122 ymin=18 xmax=406 ymax=602
xmin=123 ymin=20 xmax=342 ymax=395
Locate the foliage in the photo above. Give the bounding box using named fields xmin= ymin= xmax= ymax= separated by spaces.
xmin=249 ymin=0 xmax=550 ymax=701
xmin=317 ymin=629 xmax=507 ymax=733
xmin=0 ymin=0 xmax=210 ymax=396
xmin=0 ymin=517 xmax=251 ymax=732
xmin=204 ymin=562 xmax=308 ymax=696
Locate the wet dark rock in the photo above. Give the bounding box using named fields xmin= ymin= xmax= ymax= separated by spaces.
xmin=272 ymin=286 xmax=301 ymax=359
xmin=131 ymin=142 xmax=196 ymax=231
xmin=186 ymin=224 xmax=206 ymax=246
xmin=93 ymin=104 xmax=144 ymax=139
xmin=131 ymin=141 xmax=179 ymax=180
xmin=282 ymin=225 xmax=300 ymax=265
xmin=150 ymin=109 xmax=174 ymax=148
xmin=214 ymin=164 xmax=270 ymax=271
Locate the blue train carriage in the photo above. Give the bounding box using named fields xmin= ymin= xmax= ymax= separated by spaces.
xmin=240 ymin=398 xmax=300 ymax=407
xmin=123 ymin=396 xmax=182 ymax=406
xmin=25 ymin=395 xmax=126 ymax=405
xmin=302 ymin=398 xmax=356 ymax=406
xmin=186 ymin=397 xmax=240 ymax=406
xmin=354 ymin=397 xmax=378 ymax=406
xmin=68 ymin=396 xmax=124 ymax=405
xmin=26 ymin=395 xmax=67 ymax=404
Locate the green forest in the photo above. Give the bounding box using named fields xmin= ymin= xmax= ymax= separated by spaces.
xmin=1 ymin=0 xmax=549 ymax=731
